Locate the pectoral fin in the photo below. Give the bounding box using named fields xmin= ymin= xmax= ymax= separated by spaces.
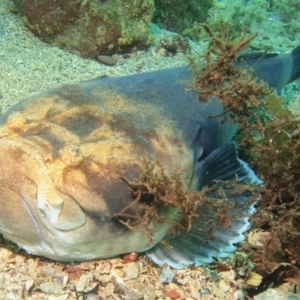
xmin=146 ymin=142 xmax=262 ymax=269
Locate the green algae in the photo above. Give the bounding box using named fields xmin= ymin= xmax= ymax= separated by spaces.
xmin=205 ymin=0 xmax=300 ymax=51
xmin=14 ymin=0 xmax=155 ymax=58
xmin=153 ymin=0 xmax=213 ymax=35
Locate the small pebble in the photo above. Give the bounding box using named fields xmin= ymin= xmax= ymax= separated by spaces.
xmin=160 ymin=265 xmax=176 ymax=283
xmin=246 ymin=272 xmax=263 ymax=287
xmin=167 ymin=289 xmax=180 ymax=299
xmin=39 ymin=282 xmax=64 ymax=295
xmin=218 ymin=279 xmax=230 ymax=292
xmin=123 ymin=262 xmax=139 ymax=279
xmin=156 ymin=46 xmax=168 ymax=57
xmin=200 ymin=287 xmax=211 ymax=294
xmin=123 ymin=252 xmax=138 ymax=263
xmin=97 ymin=55 xmax=117 ymax=66
xmin=254 ymin=288 xmax=285 ymax=300
xmin=24 ymin=279 xmax=34 ymax=292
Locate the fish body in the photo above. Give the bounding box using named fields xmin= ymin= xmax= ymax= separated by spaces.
xmin=0 ymin=46 xmax=299 ymax=268
xmin=237 ymin=45 xmax=300 ymax=92
xmin=0 ymin=67 xmax=235 ymax=259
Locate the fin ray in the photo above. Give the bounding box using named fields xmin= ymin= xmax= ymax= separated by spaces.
xmin=147 ymin=142 xmax=261 ymax=269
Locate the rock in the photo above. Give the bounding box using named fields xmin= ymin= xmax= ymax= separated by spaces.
xmin=0 ymin=248 xmax=12 ymax=260
xmin=254 ymin=288 xmax=287 ymax=300
xmin=219 ymin=270 xmax=235 ymax=282
xmin=200 ymin=288 xmax=211 ymax=294
xmin=211 ymin=283 xmax=226 ymax=298
xmin=218 ymin=279 xmax=230 ymax=292
xmin=24 ymin=279 xmax=34 ymax=293
xmin=234 ymin=290 xmax=246 ymax=300
xmin=248 ymin=230 xmax=272 ymax=247
xmin=123 ymin=252 xmax=139 ymax=263
xmin=39 ymin=282 xmax=64 ymax=295
xmin=167 ymin=289 xmax=180 ymax=299
xmin=123 ymin=262 xmax=139 ymax=279
xmin=112 ymin=276 xmax=144 ymax=300
xmin=14 ymin=0 xmax=155 ymax=58
xmin=160 ymin=35 xmax=190 ymax=54
xmin=246 ymin=272 xmax=263 ymax=287
xmin=97 ymin=55 xmax=118 ymax=66
xmin=126 ymin=281 xmax=156 ymax=300
xmin=159 ymin=265 xmax=176 ymax=283
xmin=154 ymin=289 xmax=164 ymax=298
xmin=155 ymin=46 xmax=168 ymax=57
xmin=254 ymin=288 xmax=300 ymax=300
xmin=287 ymin=294 xmax=300 ymax=300
xmin=153 ymin=0 xmax=213 ymax=34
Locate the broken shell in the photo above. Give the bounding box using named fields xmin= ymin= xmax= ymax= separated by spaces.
xmin=246 ymin=272 xmax=263 ymax=287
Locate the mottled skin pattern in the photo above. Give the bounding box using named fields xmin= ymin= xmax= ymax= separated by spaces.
xmin=0 ymin=67 xmax=238 ymax=261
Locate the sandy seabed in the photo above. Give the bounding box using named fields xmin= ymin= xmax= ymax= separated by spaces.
xmin=0 ymin=2 xmax=235 ymax=299
xmin=0 ymin=0 xmax=299 ymax=299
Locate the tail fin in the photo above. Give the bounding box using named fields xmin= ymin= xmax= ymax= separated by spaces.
xmin=288 ymin=45 xmax=300 ymax=83
xmin=146 ymin=143 xmax=262 ymax=269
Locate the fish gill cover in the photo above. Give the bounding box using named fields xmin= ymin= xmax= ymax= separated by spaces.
xmin=190 ymin=23 xmax=300 ymax=291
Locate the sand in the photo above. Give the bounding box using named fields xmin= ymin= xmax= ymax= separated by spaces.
xmin=0 ymin=1 xmax=199 ymax=114
xmin=0 ymin=0 xmax=299 ymax=299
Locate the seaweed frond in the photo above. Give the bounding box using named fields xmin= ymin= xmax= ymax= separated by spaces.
xmin=191 ymin=23 xmax=300 ymax=290
xmin=112 ymin=160 xmax=256 ymax=245
xmin=191 ymin=23 xmax=269 ymax=122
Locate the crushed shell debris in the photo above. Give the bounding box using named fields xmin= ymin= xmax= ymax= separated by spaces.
xmin=0 ymin=245 xmax=246 ymax=300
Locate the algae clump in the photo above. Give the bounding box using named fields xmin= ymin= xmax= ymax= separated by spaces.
xmin=191 ymin=24 xmax=300 ymax=280
xmin=13 ymin=0 xmax=155 ymax=58
xmin=153 ymin=0 xmax=213 ymax=35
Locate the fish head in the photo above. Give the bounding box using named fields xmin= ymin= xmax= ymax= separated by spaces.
xmin=0 ymin=82 xmax=188 ymax=261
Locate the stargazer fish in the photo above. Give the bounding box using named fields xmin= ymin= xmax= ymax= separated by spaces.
xmin=0 ymin=46 xmax=299 ymax=269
